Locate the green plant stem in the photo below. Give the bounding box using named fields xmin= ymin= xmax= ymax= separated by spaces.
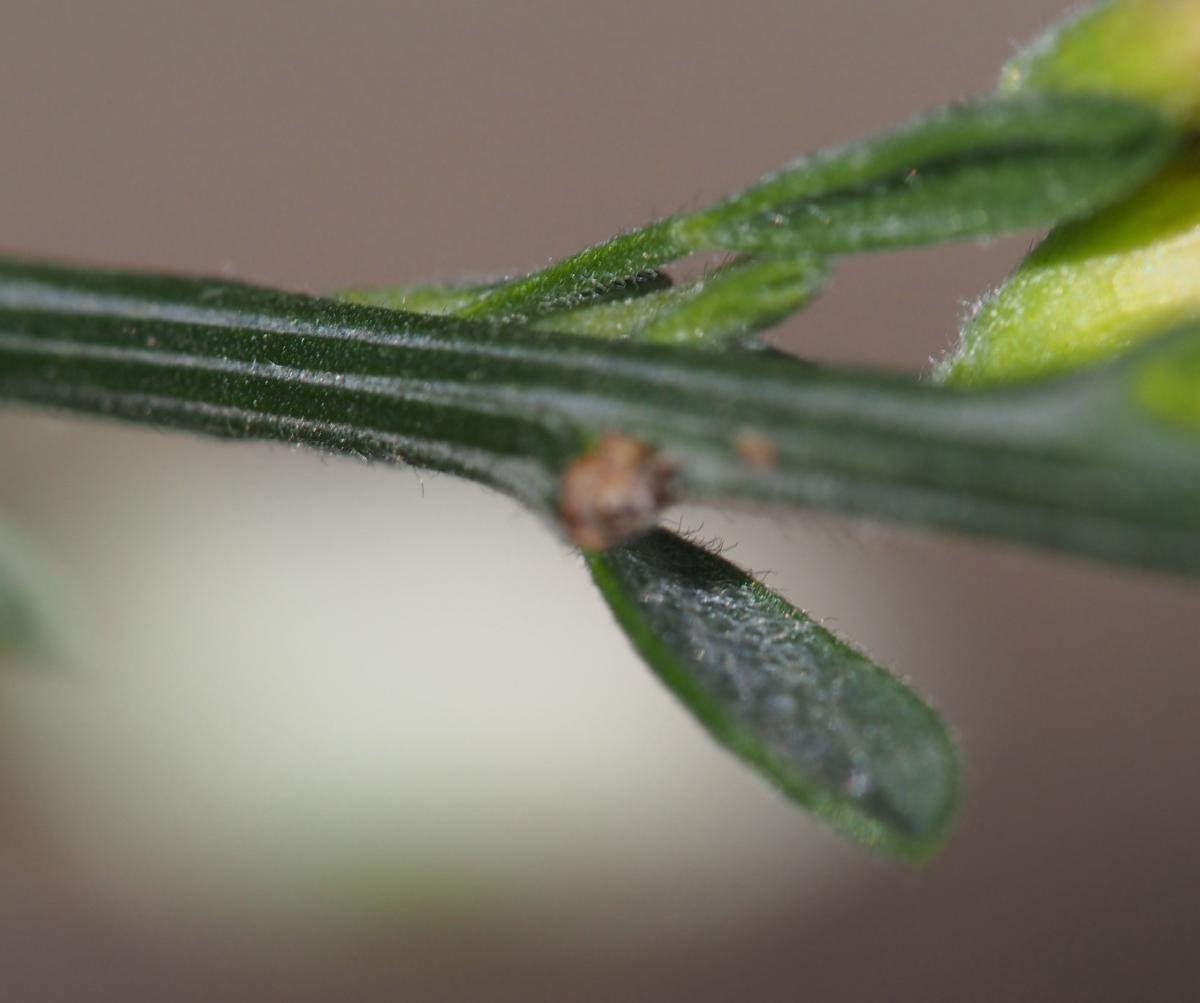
xmin=3 ymin=258 xmax=1200 ymax=573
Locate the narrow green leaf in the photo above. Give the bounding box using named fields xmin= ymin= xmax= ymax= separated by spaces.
xmin=343 ymin=257 xmax=826 ymax=348
xmin=4 ymin=258 xmax=1200 ymax=574
xmin=341 ymin=278 xmax=503 ymax=315
xmin=588 ymin=528 xmax=958 ymax=860
xmin=686 ymin=94 xmax=1177 ymax=255
xmin=448 ymin=94 xmax=1174 ymax=323
xmin=462 ymin=221 xmax=688 ymax=323
xmin=541 ymin=257 xmax=827 ymax=347
xmin=340 ymin=267 xmax=671 ymax=321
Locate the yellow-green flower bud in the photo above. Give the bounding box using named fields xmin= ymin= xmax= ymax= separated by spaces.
xmin=939 ymin=154 xmax=1200 ymax=385
xmin=1002 ymin=0 xmax=1200 ymax=127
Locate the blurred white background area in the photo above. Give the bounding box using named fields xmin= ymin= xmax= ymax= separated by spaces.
xmin=0 ymin=411 xmax=902 ymax=947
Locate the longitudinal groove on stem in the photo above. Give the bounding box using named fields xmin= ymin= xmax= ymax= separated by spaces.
xmin=2 ymin=260 xmax=1200 ymax=573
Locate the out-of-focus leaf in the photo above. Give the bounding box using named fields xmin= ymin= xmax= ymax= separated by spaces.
xmin=0 ymin=534 xmax=42 ymax=659
xmin=0 ymin=571 xmax=34 ymax=654
xmin=1131 ymin=324 xmax=1200 ymax=433
xmin=587 ymin=528 xmax=958 ymax=860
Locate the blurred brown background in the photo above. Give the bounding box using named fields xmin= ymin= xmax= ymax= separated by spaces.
xmin=1 ymin=2 xmax=1198 ymax=1000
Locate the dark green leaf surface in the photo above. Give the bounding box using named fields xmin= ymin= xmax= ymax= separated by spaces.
xmin=588 ymin=529 xmax=958 ymax=860
xmin=3 ymin=259 xmax=1200 ymax=573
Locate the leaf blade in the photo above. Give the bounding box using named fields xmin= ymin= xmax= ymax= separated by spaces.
xmin=436 ymin=94 xmax=1176 ymax=322
xmin=689 ymin=94 xmax=1178 ymax=255
xmin=588 ymin=529 xmax=959 ymax=860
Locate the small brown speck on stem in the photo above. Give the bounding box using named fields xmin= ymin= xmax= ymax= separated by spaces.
xmin=735 ymin=429 xmax=778 ymax=469
xmin=559 ymin=433 xmax=675 ymax=550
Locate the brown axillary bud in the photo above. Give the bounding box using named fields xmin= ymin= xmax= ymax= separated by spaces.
xmin=559 ymin=433 xmax=675 ymax=550
xmin=735 ymin=429 xmax=778 ymax=469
